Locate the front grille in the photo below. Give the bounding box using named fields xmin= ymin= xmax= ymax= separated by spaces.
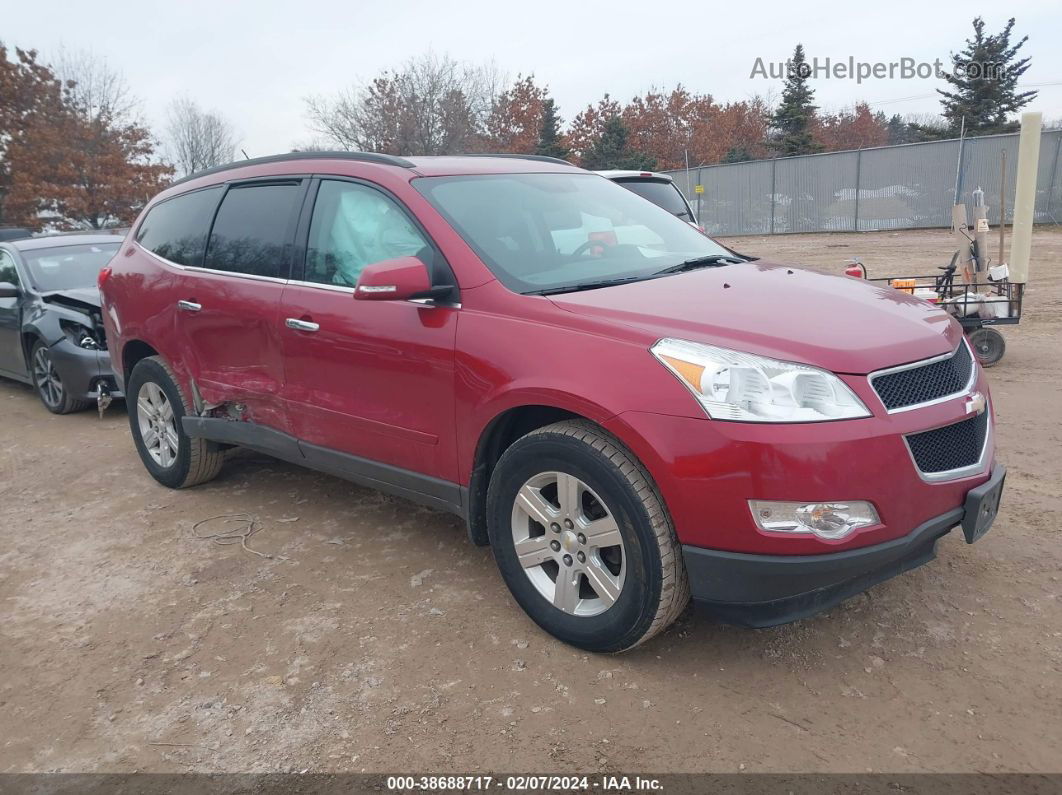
xmin=906 ymin=410 xmax=988 ymax=474
xmin=872 ymin=342 xmax=973 ymax=411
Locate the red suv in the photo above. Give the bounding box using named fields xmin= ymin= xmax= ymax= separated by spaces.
xmin=100 ymin=152 xmax=1004 ymax=652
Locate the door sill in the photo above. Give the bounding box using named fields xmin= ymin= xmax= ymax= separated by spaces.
xmin=182 ymin=416 xmax=465 ymax=518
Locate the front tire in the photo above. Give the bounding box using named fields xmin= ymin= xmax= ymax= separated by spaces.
xmin=127 ymin=356 xmax=224 ymax=488
xmin=30 ymin=341 xmax=91 ymax=414
xmin=486 ymin=420 xmax=689 ymax=653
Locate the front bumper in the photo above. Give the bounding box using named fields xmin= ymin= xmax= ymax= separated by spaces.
xmin=603 ymin=369 xmax=996 ymax=556
xmin=683 ymin=464 xmax=1005 ymax=627
xmin=48 ymin=339 xmax=124 ymax=399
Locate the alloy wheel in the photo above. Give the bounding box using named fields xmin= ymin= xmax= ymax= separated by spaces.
xmin=510 ymin=471 xmax=626 ymax=617
xmin=32 ymin=347 xmax=64 ymax=408
xmin=136 ymin=382 xmax=179 ymax=468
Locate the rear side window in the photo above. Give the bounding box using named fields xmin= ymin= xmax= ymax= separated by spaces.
xmin=615 ymin=179 xmax=693 ymax=222
xmin=204 ymin=182 xmax=303 ymax=279
xmin=136 ymin=186 xmax=223 ymax=266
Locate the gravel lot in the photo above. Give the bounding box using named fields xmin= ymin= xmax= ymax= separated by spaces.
xmin=1 ymin=227 xmax=1059 ymax=774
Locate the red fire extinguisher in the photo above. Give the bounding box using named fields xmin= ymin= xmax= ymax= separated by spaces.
xmin=844 ymin=259 xmax=867 ymax=279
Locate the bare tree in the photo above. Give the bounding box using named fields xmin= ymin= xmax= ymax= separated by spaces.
xmin=52 ymin=46 xmax=136 ymax=124
xmin=289 ymin=136 xmax=335 ymax=152
xmin=165 ymin=97 xmax=238 ymax=176
xmin=305 ymin=53 xmax=504 ymax=155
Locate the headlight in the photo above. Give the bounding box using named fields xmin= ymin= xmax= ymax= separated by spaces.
xmin=60 ymin=319 xmax=103 ymax=350
xmin=651 ymin=338 xmax=871 ymax=422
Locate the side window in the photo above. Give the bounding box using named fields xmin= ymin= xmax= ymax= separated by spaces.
xmin=204 ymin=182 xmax=303 ymax=279
xmin=0 ymin=250 xmax=20 ymax=285
xmin=304 ymin=180 xmax=430 ymax=287
xmin=136 ymin=186 xmax=223 ymax=266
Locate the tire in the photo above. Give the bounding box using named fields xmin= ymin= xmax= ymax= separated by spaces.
xmin=30 ymin=340 xmax=92 ymax=415
xmin=968 ymin=328 xmax=1005 ymax=368
xmin=486 ymin=420 xmax=689 ymax=653
xmin=126 ymin=356 xmax=224 ymax=489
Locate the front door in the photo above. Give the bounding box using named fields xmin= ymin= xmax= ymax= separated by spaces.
xmin=278 ymin=178 xmax=459 ymax=484
xmin=0 ymin=249 xmax=26 ymax=377
xmin=174 ymin=179 xmax=306 ymax=431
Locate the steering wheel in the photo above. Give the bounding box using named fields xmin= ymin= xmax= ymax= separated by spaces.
xmin=571 ymin=238 xmax=614 ymax=258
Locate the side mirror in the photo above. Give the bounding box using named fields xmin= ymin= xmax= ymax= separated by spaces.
xmin=354 ymin=256 xmax=438 ymax=302
xmin=0 ymin=282 xmax=19 ymax=299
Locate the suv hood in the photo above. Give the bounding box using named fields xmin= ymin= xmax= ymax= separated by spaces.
xmin=548 ymin=261 xmax=961 ymax=374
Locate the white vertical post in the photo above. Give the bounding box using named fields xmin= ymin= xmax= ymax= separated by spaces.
xmin=1009 ymin=112 xmax=1043 ymax=283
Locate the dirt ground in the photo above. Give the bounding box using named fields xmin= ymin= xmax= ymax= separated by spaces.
xmin=1 ymin=227 xmax=1059 ymax=775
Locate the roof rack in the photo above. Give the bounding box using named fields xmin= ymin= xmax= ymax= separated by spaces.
xmin=463 ymin=153 xmax=574 ymax=166
xmin=172 ymin=150 xmax=416 ymax=187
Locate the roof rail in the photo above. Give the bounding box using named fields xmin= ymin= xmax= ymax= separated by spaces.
xmin=171 ymin=150 xmax=416 ymax=187
xmin=463 ymin=153 xmax=575 ymax=166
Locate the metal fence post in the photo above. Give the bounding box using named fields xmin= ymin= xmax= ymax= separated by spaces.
xmin=696 ymin=168 xmax=703 ymax=222
xmin=1046 ymin=131 xmax=1062 ymax=221
xmin=853 ymin=149 xmax=862 ymax=232
xmin=769 ymin=158 xmax=777 ymax=235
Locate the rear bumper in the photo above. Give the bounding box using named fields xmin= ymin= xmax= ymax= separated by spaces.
xmin=683 ymin=465 xmax=1004 ymax=627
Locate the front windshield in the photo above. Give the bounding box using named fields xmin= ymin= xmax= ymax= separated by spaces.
xmin=22 ymin=242 xmax=121 ymax=292
xmin=414 ymin=173 xmax=733 ymax=294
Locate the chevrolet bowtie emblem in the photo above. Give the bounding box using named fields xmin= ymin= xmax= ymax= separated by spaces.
xmin=965 ymin=392 xmax=987 ymax=416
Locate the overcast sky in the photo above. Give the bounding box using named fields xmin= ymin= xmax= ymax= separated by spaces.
xmin=5 ymin=0 xmax=1061 ymax=157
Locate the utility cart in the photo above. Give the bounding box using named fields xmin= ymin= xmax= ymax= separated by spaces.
xmin=848 ymin=254 xmax=1024 ymax=367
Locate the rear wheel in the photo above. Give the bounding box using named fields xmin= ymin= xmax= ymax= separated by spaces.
xmin=127 ymin=356 xmax=224 ymax=488
xmin=30 ymin=341 xmax=91 ymax=414
xmin=486 ymin=420 xmax=689 ymax=653
xmin=968 ymin=328 xmax=1005 ymax=367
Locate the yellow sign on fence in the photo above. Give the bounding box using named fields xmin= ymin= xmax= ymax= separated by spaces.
xmin=694 ymin=185 xmax=704 ymax=194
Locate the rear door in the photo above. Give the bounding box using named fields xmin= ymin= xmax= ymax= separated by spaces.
xmin=0 ymin=248 xmax=26 ymax=376
xmin=278 ymin=177 xmax=460 ymax=485
xmin=173 ymin=179 xmax=306 ymax=432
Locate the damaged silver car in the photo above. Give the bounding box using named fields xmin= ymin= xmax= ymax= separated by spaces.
xmin=0 ymin=233 xmax=123 ymax=414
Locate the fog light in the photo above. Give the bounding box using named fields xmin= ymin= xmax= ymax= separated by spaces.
xmin=749 ymin=500 xmax=880 ymax=540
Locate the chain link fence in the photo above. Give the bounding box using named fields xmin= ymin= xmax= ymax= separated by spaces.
xmin=663 ymin=129 xmax=1062 ymax=237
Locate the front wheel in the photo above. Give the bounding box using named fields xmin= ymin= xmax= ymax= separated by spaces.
xmin=486 ymin=420 xmax=689 ymax=653
xmin=968 ymin=328 xmax=1005 ymax=368
xmin=30 ymin=341 xmax=91 ymax=414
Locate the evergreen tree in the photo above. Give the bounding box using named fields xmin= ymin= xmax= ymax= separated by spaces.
xmin=581 ymin=115 xmax=656 ymax=170
xmin=722 ymin=146 xmax=753 ymax=163
xmin=534 ymin=98 xmax=570 ymax=160
xmin=768 ymin=44 xmax=822 ymax=156
xmin=885 ymin=114 xmax=909 ymax=145
xmin=938 ymin=17 xmax=1036 ymax=135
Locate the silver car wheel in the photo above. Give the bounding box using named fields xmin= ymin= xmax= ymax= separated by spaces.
xmin=32 ymin=347 xmax=63 ymax=408
xmin=136 ymin=382 xmax=179 ymax=468
xmin=510 ymin=471 xmax=626 ymax=617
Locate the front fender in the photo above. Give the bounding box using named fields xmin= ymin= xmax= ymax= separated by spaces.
xmin=453 ymin=314 xmax=692 ymax=483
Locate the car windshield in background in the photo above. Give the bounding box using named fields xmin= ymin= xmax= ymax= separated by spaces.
xmin=22 ymin=242 xmax=121 ymax=292
xmin=614 ymin=178 xmax=694 ymax=223
xmin=414 ymin=173 xmax=732 ymax=294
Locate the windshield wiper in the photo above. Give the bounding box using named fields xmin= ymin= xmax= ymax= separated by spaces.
xmin=528 ymin=276 xmax=645 ymax=296
xmin=653 ymin=254 xmax=744 ymax=276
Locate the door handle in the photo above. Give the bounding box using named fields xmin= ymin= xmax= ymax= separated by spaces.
xmin=177 ymin=300 xmax=202 ymax=312
xmin=285 ymin=318 xmax=320 ymax=332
